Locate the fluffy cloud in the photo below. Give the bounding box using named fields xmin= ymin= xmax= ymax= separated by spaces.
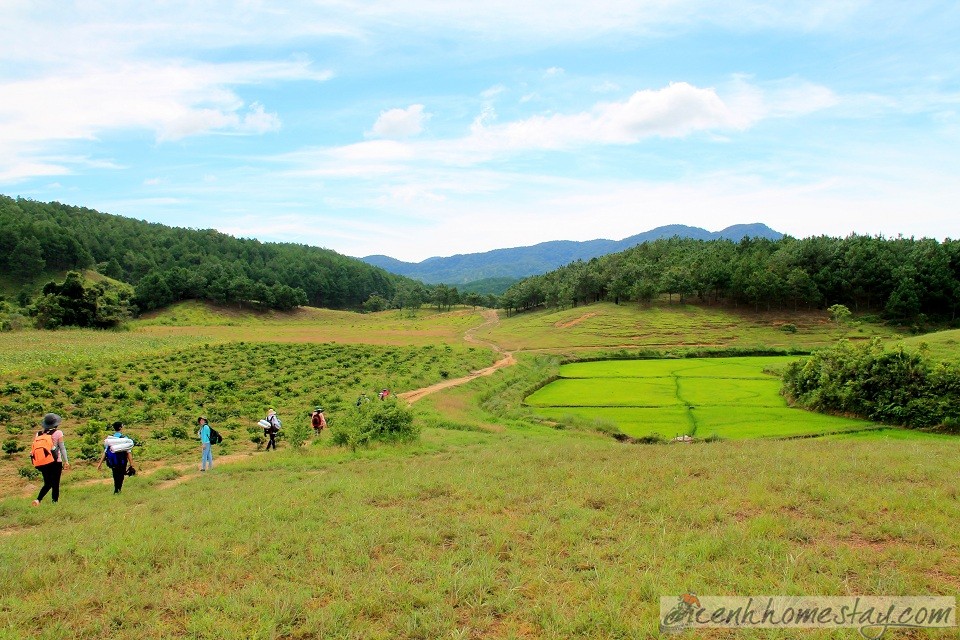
xmin=369 ymin=105 xmax=430 ymax=139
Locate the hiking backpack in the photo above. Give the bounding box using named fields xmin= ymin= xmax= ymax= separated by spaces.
xmin=208 ymin=427 xmax=223 ymax=445
xmin=105 ymin=447 xmax=125 ymax=468
xmin=30 ymin=431 xmax=55 ymax=467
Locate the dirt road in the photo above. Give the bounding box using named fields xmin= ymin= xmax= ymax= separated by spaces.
xmin=398 ymin=309 xmax=515 ymax=403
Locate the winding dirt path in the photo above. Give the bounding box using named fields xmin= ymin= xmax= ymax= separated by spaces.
xmin=398 ymin=309 xmax=516 ymax=403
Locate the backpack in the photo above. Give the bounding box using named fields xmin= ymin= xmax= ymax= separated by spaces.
xmin=105 ymin=447 xmax=125 ymax=469
xmin=311 ymin=413 xmax=321 ymax=428
xmin=31 ymin=431 xmax=55 ymax=467
xmin=208 ymin=427 xmax=223 ymax=445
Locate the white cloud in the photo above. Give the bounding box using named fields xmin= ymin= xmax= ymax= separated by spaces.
xmin=0 ymin=58 xmax=318 ymax=182
xmin=481 ymin=85 xmax=506 ymax=99
xmin=277 ymin=79 xmax=838 ymax=179
xmin=368 ymin=105 xmax=430 ymax=139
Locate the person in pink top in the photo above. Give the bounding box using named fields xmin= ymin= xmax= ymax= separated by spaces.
xmin=32 ymin=412 xmax=70 ymax=505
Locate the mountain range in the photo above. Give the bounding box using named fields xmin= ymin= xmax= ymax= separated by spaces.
xmin=362 ymin=223 xmax=783 ymax=285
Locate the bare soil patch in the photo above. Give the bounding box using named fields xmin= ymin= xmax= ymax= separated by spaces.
xmin=554 ymin=312 xmax=597 ymax=329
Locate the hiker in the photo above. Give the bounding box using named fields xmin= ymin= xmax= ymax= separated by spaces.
xmin=356 ymin=394 xmax=370 ymax=406
xmin=378 ymin=388 xmax=390 ymax=400
xmin=198 ymin=416 xmax=213 ymax=471
xmin=31 ymin=412 xmax=70 ymax=506
xmin=263 ymin=409 xmax=281 ymax=450
xmin=310 ymin=407 xmax=327 ymax=435
xmin=97 ymin=421 xmax=135 ymax=493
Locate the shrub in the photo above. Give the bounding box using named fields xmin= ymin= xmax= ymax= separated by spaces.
xmin=18 ymin=466 xmax=40 ymax=480
xmin=3 ymin=438 xmax=25 ymax=455
xmin=285 ymin=414 xmax=313 ymax=449
xmin=780 ymin=323 xmax=798 ymax=333
xmin=331 ymin=399 xmax=419 ymax=451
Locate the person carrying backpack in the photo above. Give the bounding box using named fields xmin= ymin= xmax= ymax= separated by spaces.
xmin=310 ymin=407 xmax=327 ymax=435
xmin=97 ymin=421 xmax=135 ymax=494
xmin=263 ymin=409 xmax=281 ymax=450
xmin=31 ymin=412 xmax=70 ymax=506
xmin=198 ymin=416 xmax=213 ymax=471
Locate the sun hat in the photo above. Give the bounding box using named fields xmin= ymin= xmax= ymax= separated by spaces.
xmin=42 ymin=413 xmax=61 ymax=430
xmin=125 ymin=466 xmax=137 ymax=477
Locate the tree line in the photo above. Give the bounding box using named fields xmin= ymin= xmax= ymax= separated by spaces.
xmin=499 ymin=235 xmax=960 ymax=323
xmin=0 ymin=195 xmax=411 ymax=313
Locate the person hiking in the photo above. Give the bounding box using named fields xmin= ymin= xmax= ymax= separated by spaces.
xmin=197 ymin=416 xmax=213 ymax=471
xmin=356 ymin=394 xmax=370 ymax=406
xmin=97 ymin=421 xmax=135 ymax=493
xmin=378 ymin=388 xmax=390 ymax=400
xmin=310 ymin=407 xmax=327 ymax=435
xmin=263 ymin=409 xmax=281 ymax=450
xmin=31 ymin=412 xmax=70 ymax=506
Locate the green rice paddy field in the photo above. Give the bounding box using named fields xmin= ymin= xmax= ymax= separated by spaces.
xmin=525 ymin=357 xmax=941 ymax=440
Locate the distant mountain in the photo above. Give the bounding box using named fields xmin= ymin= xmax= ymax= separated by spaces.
xmin=363 ymin=223 xmax=783 ymax=284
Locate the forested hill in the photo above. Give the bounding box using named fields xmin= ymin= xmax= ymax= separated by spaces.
xmin=363 ymin=223 xmax=782 ymax=284
xmin=501 ymin=235 xmax=960 ymax=323
xmin=0 ymin=195 xmax=410 ymax=311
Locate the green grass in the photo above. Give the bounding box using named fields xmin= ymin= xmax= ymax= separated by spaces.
xmin=901 ymin=328 xmax=960 ymax=364
xmin=479 ymin=301 xmax=898 ymax=352
xmin=1 ymin=303 xmax=957 ymax=638
xmin=1 ymin=430 xmax=958 ymax=639
xmin=0 ymin=328 xmax=210 ymax=376
xmin=528 ymin=357 xmax=887 ymax=440
xmin=135 ymin=301 xmax=489 ymax=347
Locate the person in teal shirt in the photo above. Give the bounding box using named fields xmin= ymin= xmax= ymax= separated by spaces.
xmin=198 ymin=416 xmax=212 ymax=471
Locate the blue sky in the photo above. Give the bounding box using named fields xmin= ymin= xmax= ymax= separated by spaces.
xmin=2 ymin=1 xmax=958 ymax=262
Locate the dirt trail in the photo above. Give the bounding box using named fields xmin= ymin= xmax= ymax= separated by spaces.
xmin=555 ymin=312 xmax=597 ymax=329
xmin=399 ymin=309 xmax=516 ymax=404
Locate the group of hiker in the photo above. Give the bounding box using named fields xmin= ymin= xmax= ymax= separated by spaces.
xmin=28 ymin=400 xmax=347 ymax=504
xmin=29 ymin=413 xmax=135 ymax=505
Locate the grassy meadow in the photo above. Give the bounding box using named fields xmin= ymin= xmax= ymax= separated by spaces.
xmin=476 ymin=302 xmax=901 ymax=353
xmin=1 ymin=300 xmax=958 ymax=639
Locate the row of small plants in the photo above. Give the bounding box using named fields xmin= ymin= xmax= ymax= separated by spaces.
xmin=2 ymin=341 xmax=491 ymax=470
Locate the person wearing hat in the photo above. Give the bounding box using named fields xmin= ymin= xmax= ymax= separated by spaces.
xmin=97 ymin=422 xmax=134 ymax=493
xmin=197 ymin=416 xmax=213 ymax=471
xmin=32 ymin=412 xmax=70 ymax=506
xmin=263 ymin=408 xmax=281 ymax=450
xmin=310 ymin=407 xmax=327 ymax=435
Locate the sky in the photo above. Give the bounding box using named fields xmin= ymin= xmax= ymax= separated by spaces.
xmin=1 ymin=1 xmax=959 ymax=263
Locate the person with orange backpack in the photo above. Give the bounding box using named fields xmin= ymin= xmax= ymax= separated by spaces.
xmin=31 ymin=412 xmax=70 ymax=506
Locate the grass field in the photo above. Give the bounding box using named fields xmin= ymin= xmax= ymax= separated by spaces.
xmin=2 ymin=429 xmax=958 ymax=639
xmin=1 ymin=302 xmax=958 ymax=639
xmin=901 ymin=328 xmax=960 ymax=364
xmin=476 ymin=302 xmax=900 ymax=353
xmin=527 ymin=357 xmax=887 ymax=440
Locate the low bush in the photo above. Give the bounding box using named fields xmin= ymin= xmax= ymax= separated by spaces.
xmin=18 ymin=466 xmax=40 ymax=480
xmin=331 ymin=399 xmax=418 ymax=451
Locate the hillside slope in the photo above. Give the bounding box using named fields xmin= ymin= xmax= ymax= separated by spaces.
xmin=0 ymin=194 xmax=412 ymax=310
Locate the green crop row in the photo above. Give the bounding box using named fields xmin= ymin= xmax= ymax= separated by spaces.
xmin=0 ymin=341 xmax=494 ymax=462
